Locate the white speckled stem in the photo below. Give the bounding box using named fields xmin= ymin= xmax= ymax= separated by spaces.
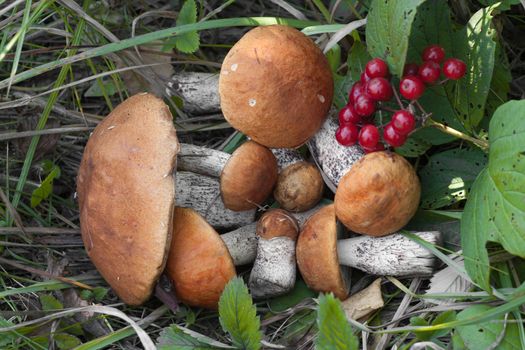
xmin=219 ymin=203 xmax=327 ymax=266
xmin=166 ymin=72 xmax=220 ymax=115
xmin=249 ymin=237 xmax=297 ymax=298
xmin=178 ymin=143 xmax=230 ymax=178
xmin=336 ymin=231 xmax=441 ymax=277
xmin=271 ymin=148 xmax=304 ymax=170
xmin=176 ymin=171 xmax=255 ymax=229
xmin=308 ymin=114 xmax=365 ymax=192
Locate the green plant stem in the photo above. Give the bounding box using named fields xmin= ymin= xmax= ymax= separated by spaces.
xmin=424 ymin=117 xmax=489 ymax=152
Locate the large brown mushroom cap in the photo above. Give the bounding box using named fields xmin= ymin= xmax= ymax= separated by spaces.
xmin=274 ymin=161 xmax=324 ymax=212
xmin=334 ymin=151 xmax=421 ymax=236
xmin=296 ymin=205 xmax=349 ymax=300
xmin=77 ymin=93 xmax=179 ymax=306
xmin=220 ymin=140 xmax=278 ymax=211
xmin=166 ymin=207 xmax=236 ymax=309
xmin=219 ymin=25 xmax=334 ymax=148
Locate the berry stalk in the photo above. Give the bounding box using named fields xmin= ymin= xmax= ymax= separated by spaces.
xmin=423 ymin=118 xmax=489 ymax=152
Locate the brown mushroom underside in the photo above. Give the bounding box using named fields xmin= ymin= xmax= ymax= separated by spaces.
xmin=77 ymin=93 xmax=179 ymax=306
xmin=219 ymin=25 xmax=334 ymax=148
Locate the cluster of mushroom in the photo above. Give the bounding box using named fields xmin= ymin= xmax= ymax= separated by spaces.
xmin=77 ymin=25 xmax=440 ymax=309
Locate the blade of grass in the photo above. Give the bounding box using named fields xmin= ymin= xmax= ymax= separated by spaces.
xmin=0 ymin=276 xmax=101 ymax=298
xmin=7 ymin=0 xmax=88 ymax=219
xmin=0 ymin=17 xmax=319 ymax=90
xmin=6 ymin=0 xmax=32 ymax=96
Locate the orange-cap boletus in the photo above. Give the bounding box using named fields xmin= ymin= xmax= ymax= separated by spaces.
xmin=249 ymin=209 xmax=299 ymax=298
xmin=334 ymin=151 xmax=421 ymax=236
xmin=219 ymin=25 xmax=334 ymax=148
xmin=77 ymin=93 xmax=179 ymax=305
xmin=296 ymin=205 xmax=440 ymax=299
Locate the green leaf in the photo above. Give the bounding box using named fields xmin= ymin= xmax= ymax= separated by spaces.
xmin=84 ymin=79 xmax=118 ymax=97
xmin=333 ymin=73 xmax=355 ymax=109
xmin=446 ymin=4 xmax=500 ymax=130
xmin=452 ymin=331 xmax=468 ymax=350
xmin=456 ymin=305 xmax=521 ymax=349
xmin=54 ymin=333 xmax=81 ymax=350
xmin=410 ymin=316 xmax=431 ymax=341
xmin=268 ymin=279 xmax=316 ymax=312
xmin=395 ymin=136 xmax=431 ymax=158
xmin=31 ymin=164 xmax=60 ymax=207
xmin=484 ymin=43 xmax=511 ymax=121
xmin=92 ymin=286 xmax=108 ymax=301
xmin=326 ymin=44 xmax=341 ymax=73
xmin=347 ymin=41 xmax=371 ymax=82
xmin=432 ymin=310 xmax=457 ymax=339
xmin=419 ymin=148 xmax=488 ymax=209
xmin=173 ymin=0 xmax=200 ymax=54
xmin=218 ymin=277 xmax=261 ymax=350
xmin=478 ymin=0 xmax=520 ymax=11
xmin=315 ymin=293 xmax=359 ymax=350
xmin=40 ymin=294 xmax=63 ymax=311
xmin=0 ymin=317 xmax=18 ymax=346
xmin=365 ymin=0 xmax=426 ymax=77
xmin=156 ymin=325 xmax=220 ymax=350
xmin=462 ymin=100 xmax=525 ymax=291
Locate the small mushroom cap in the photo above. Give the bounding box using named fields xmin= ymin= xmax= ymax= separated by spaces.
xmin=334 ymin=151 xmax=421 ymax=236
xmin=77 ymin=93 xmax=179 ymax=306
xmin=219 ymin=25 xmax=334 ymax=148
xmin=165 ymin=207 xmax=236 ymax=309
xmin=220 ymin=140 xmax=278 ymax=211
xmin=296 ymin=205 xmax=349 ymax=300
xmin=256 ymin=209 xmax=299 ymax=240
xmin=274 ymin=161 xmax=324 ymax=212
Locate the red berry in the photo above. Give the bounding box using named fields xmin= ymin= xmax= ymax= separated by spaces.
xmin=360 ymin=72 xmax=371 ymax=84
xmin=403 ymin=63 xmax=419 ymax=77
xmin=399 ymin=76 xmax=425 ymax=100
xmin=418 ymin=61 xmax=441 ymax=84
xmin=383 ymin=123 xmax=407 ymax=147
xmin=349 ymin=82 xmax=366 ymax=104
xmin=354 ymin=94 xmax=376 ymax=117
xmin=358 ymin=124 xmax=380 ymax=149
xmin=391 ymin=110 xmax=416 ymax=135
xmin=335 ymin=123 xmax=359 ymax=146
xmin=338 ymin=104 xmax=361 ymax=125
xmin=365 ymin=58 xmax=389 ymax=78
xmin=422 ymin=45 xmax=445 ymax=63
xmin=366 ymin=77 xmax=393 ymax=101
xmin=443 ymin=58 xmax=467 ymax=80
xmin=363 ymin=142 xmax=385 ymax=154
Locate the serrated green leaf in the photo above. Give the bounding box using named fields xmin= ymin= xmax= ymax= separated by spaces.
xmin=419 ymin=148 xmax=488 ymax=209
xmin=54 ymin=333 xmax=81 ymax=350
xmin=456 ymin=305 xmax=521 ymax=349
xmin=92 ymin=286 xmax=108 ymax=301
xmin=31 ymin=164 xmax=60 ymax=207
xmin=365 ymin=0 xmax=426 ymax=77
xmin=411 ymin=316 xmax=431 ymax=341
xmin=315 ymin=293 xmax=358 ymax=350
xmin=333 ymin=73 xmax=355 ymax=109
xmin=218 ymin=277 xmax=261 ymax=350
xmin=40 ymin=293 xmax=63 ymax=311
xmin=446 ymin=4 xmax=499 ymax=131
xmin=156 ymin=325 xmax=220 ymax=350
xmin=462 ymin=100 xmax=525 ymax=291
xmin=173 ymin=0 xmax=200 ymax=54
xmin=347 ymin=41 xmax=371 ymax=82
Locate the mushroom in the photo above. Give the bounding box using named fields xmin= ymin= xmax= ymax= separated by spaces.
xmin=219 ymin=25 xmax=334 ymax=148
xmin=296 ymin=205 xmax=440 ymax=299
xmin=166 ymin=72 xmax=220 ymax=115
xmin=178 ymin=141 xmax=278 ymax=211
xmin=165 ymin=207 xmax=237 ymax=309
xmin=176 ymin=171 xmax=255 ymax=229
xmin=334 ymin=151 xmax=421 ymax=236
xmin=77 ymin=93 xmax=179 ymax=305
xmin=271 ymin=148 xmax=324 ymax=212
xmin=308 ymin=113 xmax=364 ymax=192
xmin=249 ymin=209 xmax=299 ymax=298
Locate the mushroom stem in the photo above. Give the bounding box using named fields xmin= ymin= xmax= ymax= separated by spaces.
xmin=176 ymin=171 xmax=255 ymax=229
xmin=308 ymin=113 xmax=364 ymax=191
xmin=166 ymin=72 xmax=220 ymax=115
xmin=336 ymin=231 xmax=440 ymax=276
xmin=178 ymin=143 xmax=230 ymax=178
xmin=220 ymin=202 xmax=328 ymax=266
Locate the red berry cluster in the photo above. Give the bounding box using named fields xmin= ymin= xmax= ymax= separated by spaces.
xmin=336 ymin=44 xmax=467 ymax=152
